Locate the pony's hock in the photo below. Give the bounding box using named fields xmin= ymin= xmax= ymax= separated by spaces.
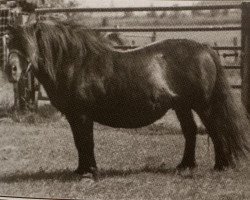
xmin=5 ymin=20 xmax=249 ymax=176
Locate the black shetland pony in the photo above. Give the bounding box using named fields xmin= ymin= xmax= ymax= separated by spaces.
xmin=5 ymin=20 xmax=249 ymax=177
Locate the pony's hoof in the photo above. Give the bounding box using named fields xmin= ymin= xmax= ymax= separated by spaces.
xmin=214 ymin=160 xmax=233 ymax=171
xmin=176 ymin=162 xmax=197 ymax=171
xmin=74 ymin=167 xmax=99 ymax=180
xmin=175 ymin=166 xmax=196 ymax=178
xmin=213 ymin=164 xmax=230 ymax=171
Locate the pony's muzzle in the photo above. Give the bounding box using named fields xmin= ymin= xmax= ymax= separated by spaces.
xmin=5 ymin=64 xmax=19 ymax=83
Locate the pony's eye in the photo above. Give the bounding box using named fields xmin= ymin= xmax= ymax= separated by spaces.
xmin=12 ymin=65 xmax=17 ymax=72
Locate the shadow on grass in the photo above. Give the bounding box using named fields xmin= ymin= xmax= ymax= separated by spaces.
xmin=0 ymin=169 xmax=82 ymax=183
xmin=142 ymin=125 xmax=207 ymax=136
xmin=0 ymin=166 xmax=178 ymax=183
xmin=0 ymin=104 xmax=61 ymax=124
xmin=98 ymin=166 xmax=177 ymax=178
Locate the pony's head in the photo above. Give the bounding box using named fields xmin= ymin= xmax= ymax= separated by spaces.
xmin=6 ymin=49 xmax=31 ymax=83
xmin=5 ymin=25 xmax=36 ymax=83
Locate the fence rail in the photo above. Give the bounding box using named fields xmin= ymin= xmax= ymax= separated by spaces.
xmin=114 ymin=45 xmax=241 ymax=50
xmin=35 ymin=4 xmax=241 ymax=14
xmin=213 ymin=46 xmax=241 ymax=50
xmin=91 ymin=26 xmax=242 ymax=32
xmin=223 ymin=65 xmax=241 ymax=69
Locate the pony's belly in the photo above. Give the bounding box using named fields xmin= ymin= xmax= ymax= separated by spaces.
xmin=94 ymin=111 xmax=168 ymax=128
xmin=92 ymin=101 xmax=170 ymax=128
xmin=91 ymin=85 xmax=175 ymax=128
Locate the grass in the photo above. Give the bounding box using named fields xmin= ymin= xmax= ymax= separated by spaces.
xmin=0 ymin=114 xmax=249 ymax=200
xmin=0 ymin=79 xmax=249 ymax=199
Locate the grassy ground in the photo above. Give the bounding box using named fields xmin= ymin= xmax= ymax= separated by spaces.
xmin=0 ymin=110 xmax=249 ymax=200
xmin=0 ymin=73 xmax=249 ymax=200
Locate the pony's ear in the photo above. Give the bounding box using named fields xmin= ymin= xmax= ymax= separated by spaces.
xmin=34 ymin=24 xmax=43 ymax=58
xmin=35 ymin=25 xmax=42 ymax=43
xmin=7 ymin=24 xmax=20 ymax=38
xmin=33 ymin=20 xmax=39 ymax=30
xmin=7 ymin=24 xmax=19 ymax=32
xmin=33 ymin=21 xmax=42 ymax=40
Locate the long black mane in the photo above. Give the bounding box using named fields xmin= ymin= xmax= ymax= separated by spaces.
xmin=18 ymin=20 xmax=114 ymax=81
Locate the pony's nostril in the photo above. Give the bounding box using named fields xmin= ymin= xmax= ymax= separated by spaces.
xmin=12 ymin=65 xmax=17 ymax=72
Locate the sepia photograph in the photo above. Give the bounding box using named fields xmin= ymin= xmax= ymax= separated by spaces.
xmin=0 ymin=0 xmax=249 ymax=199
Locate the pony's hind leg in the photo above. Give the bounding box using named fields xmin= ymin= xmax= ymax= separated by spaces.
xmin=66 ymin=115 xmax=97 ymax=176
xmin=197 ymin=108 xmax=232 ymax=170
xmin=175 ymin=107 xmax=198 ymax=170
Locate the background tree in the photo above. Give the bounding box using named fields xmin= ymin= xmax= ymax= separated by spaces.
xmin=147 ymin=3 xmax=157 ymax=18
xmin=159 ymin=11 xmax=167 ymax=18
xmin=210 ymin=9 xmax=219 ymax=17
xmin=191 ymin=10 xmax=202 ymax=17
xmin=222 ymin=9 xmax=229 ymax=16
xmin=123 ymin=11 xmax=134 ymax=18
xmin=169 ymin=4 xmax=181 ymax=19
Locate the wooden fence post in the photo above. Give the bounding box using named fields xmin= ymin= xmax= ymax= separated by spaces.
xmin=241 ymin=2 xmax=250 ymax=113
xmin=151 ymin=31 xmax=156 ymax=42
xmin=232 ymin=37 xmax=239 ymax=63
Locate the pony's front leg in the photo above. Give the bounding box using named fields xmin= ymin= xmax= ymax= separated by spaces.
xmin=175 ymin=107 xmax=198 ymax=170
xmin=66 ymin=115 xmax=97 ymax=176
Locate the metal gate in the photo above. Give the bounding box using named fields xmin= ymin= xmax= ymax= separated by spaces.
xmin=0 ymin=8 xmax=16 ymax=71
xmin=12 ymin=2 xmax=250 ymax=111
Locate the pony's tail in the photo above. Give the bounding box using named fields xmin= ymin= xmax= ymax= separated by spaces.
xmin=207 ymin=47 xmax=249 ymax=167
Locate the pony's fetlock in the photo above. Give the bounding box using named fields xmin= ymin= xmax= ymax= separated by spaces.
xmin=176 ymin=161 xmax=197 ymax=171
xmin=214 ymin=164 xmax=230 ymax=171
xmin=214 ymin=156 xmax=236 ymax=171
xmin=74 ymin=166 xmax=98 ymax=180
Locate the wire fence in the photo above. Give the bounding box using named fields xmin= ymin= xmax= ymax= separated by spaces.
xmin=11 ymin=3 xmax=244 ymax=105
